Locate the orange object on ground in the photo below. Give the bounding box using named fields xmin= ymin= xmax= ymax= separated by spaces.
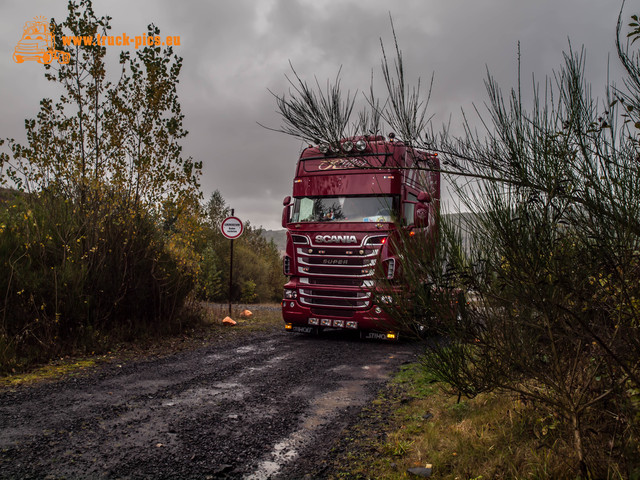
xmin=240 ymin=309 xmax=253 ymax=318
xmin=222 ymin=317 xmax=237 ymax=326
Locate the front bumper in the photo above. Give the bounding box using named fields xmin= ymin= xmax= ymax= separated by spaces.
xmin=281 ymin=298 xmax=398 ymax=333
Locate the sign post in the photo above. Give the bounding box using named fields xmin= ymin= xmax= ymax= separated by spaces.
xmin=221 ymin=212 xmax=244 ymax=316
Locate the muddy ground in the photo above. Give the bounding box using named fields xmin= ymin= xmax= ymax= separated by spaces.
xmin=0 ymin=324 xmax=422 ymax=479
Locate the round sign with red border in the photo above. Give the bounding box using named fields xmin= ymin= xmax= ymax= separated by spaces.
xmin=221 ymin=216 xmax=244 ymax=239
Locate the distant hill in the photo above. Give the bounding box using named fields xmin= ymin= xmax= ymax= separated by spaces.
xmin=0 ymin=187 xmax=24 ymax=203
xmin=261 ymin=229 xmax=286 ymax=255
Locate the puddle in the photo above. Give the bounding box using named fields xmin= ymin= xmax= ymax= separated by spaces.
xmin=244 ymin=380 xmax=369 ymax=479
xmin=235 ymin=345 xmax=257 ymax=354
xmin=162 ymin=382 xmax=246 ymax=407
xmin=330 ymin=364 xmax=350 ymax=373
xmin=244 ymin=433 xmax=303 ymax=480
xmin=203 ymin=353 xmax=227 ymax=364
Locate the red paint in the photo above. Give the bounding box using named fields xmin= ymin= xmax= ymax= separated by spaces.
xmin=281 ymin=136 xmax=440 ymax=337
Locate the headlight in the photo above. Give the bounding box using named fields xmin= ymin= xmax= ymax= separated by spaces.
xmin=284 ymin=289 xmax=297 ymax=300
xmin=341 ymin=140 xmax=354 ymax=152
xmin=380 ymin=295 xmax=393 ymax=304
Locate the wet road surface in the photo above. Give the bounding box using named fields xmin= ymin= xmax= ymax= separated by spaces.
xmin=0 ymin=327 xmax=421 ymax=479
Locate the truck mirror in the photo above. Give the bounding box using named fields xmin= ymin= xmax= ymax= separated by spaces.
xmin=283 ymin=196 xmax=291 ymax=206
xmin=413 ymin=202 xmax=429 ymax=228
xmin=417 ymin=191 xmax=431 ymax=204
xmin=282 ymin=202 xmax=291 ymax=228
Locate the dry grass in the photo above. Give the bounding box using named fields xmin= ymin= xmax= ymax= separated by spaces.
xmin=0 ymin=359 xmax=98 ymax=388
xmin=200 ymin=302 xmax=282 ymax=332
xmin=327 ymin=363 xmax=582 ymax=480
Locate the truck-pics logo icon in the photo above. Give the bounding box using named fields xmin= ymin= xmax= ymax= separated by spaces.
xmin=13 ymin=16 xmax=70 ymax=65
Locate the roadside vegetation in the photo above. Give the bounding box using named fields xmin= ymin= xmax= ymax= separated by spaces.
xmin=327 ymin=363 xmax=590 ymax=480
xmin=197 ymin=191 xmax=285 ymax=305
xmin=0 ymin=303 xmax=283 ymax=389
xmin=269 ymin=6 xmax=640 ymax=478
xmin=0 ymin=0 xmax=284 ymax=375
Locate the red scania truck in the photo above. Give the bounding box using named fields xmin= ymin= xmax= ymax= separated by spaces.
xmin=280 ymin=134 xmax=439 ymax=340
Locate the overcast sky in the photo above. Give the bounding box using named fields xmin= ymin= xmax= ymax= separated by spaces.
xmin=0 ymin=0 xmax=631 ymax=230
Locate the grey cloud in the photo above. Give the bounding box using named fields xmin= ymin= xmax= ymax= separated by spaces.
xmin=0 ymin=0 xmax=631 ymax=229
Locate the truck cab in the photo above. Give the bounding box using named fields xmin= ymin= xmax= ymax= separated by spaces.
xmin=281 ymin=135 xmax=439 ymax=339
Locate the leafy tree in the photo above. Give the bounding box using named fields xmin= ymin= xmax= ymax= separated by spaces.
xmin=197 ymin=190 xmax=285 ymax=304
xmin=198 ymin=244 xmax=224 ymax=300
xmin=2 ymin=0 xmax=201 ymax=210
xmin=205 ymin=190 xmax=232 ymax=230
xmin=0 ymin=0 xmax=201 ymax=370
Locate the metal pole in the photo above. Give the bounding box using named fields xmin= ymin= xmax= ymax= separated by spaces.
xmin=228 ymin=208 xmax=234 ymax=316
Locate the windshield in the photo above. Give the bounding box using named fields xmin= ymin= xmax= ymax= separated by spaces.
xmin=291 ymin=195 xmax=398 ymax=223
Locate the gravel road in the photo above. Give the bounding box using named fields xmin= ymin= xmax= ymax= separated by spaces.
xmin=0 ymin=326 xmax=421 ymax=479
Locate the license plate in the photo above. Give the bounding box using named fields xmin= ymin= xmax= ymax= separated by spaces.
xmin=364 ymin=332 xmax=390 ymax=340
xmin=290 ymin=326 xmax=314 ymax=334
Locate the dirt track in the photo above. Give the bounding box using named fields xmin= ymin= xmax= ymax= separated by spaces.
xmin=0 ymin=326 xmax=421 ymax=479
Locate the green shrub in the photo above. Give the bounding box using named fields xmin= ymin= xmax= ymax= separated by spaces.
xmin=0 ymin=189 xmax=193 ymax=372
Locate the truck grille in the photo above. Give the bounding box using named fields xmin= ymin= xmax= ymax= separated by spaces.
xmin=311 ymin=307 xmax=355 ymax=318
xmin=296 ymin=241 xmax=381 ymax=310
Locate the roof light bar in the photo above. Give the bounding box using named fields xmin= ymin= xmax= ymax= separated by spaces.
xmin=355 ymin=139 xmax=367 ymax=151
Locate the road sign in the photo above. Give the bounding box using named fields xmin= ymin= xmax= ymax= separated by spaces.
xmin=221 ymin=216 xmax=244 ymax=239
